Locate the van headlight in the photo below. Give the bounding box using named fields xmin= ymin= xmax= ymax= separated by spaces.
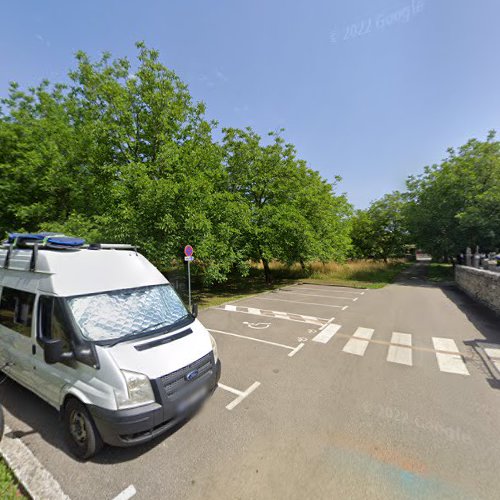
xmin=116 ymin=370 xmax=155 ymax=409
xmin=210 ymin=334 xmax=218 ymax=363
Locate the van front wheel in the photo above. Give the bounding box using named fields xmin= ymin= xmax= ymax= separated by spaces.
xmin=64 ymin=399 xmax=103 ymax=460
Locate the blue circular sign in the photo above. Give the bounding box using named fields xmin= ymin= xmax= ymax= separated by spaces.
xmin=184 ymin=245 xmax=194 ymax=257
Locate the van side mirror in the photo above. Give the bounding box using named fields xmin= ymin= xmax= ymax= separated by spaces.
xmin=43 ymin=339 xmax=75 ymax=365
xmin=192 ymin=303 xmax=198 ymax=318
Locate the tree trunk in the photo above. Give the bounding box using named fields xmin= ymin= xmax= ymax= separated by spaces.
xmin=262 ymin=258 xmax=272 ymax=284
xmin=300 ymin=258 xmax=306 ymax=271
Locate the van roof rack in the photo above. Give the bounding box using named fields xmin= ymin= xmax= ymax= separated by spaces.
xmin=2 ymin=233 xmax=137 ymax=272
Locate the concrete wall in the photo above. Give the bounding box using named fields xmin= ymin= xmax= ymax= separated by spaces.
xmin=455 ymin=265 xmax=500 ymax=315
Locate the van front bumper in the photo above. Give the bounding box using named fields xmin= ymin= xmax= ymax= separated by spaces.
xmin=89 ymin=358 xmax=221 ymax=447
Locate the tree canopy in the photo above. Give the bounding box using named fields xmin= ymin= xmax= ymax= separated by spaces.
xmin=0 ymin=43 xmax=352 ymax=283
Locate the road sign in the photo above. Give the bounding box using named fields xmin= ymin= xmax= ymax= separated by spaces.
xmin=184 ymin=245 xmax=194 ymax=257
xmin=184 ymin=256 xmax=194 ymax=261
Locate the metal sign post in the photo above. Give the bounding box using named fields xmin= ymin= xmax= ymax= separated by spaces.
xmin=184 ymin=245 xmax=194 ymax=309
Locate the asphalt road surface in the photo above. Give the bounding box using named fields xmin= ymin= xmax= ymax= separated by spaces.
xmin=2 ymin=263 xmax=500 ymax=499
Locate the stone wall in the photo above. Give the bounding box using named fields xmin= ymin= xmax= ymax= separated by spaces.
xmin=455 ymin=265 xmax=500 ymax=315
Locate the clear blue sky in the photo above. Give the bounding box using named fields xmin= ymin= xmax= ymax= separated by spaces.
xmin=1 ymin=0 xmax=499 ymax=208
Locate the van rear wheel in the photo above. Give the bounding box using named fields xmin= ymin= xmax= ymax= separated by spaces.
xmin=64 ymin=399 xmax=103 ymax=460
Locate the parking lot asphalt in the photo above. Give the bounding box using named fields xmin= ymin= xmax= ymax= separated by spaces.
xmin=2 ymin=264 xmax=500 ymax=499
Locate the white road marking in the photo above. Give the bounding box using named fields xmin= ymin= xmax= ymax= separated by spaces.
xmin=209 ymin=329 xmax=295 ymax=350
xmin=391 ymin=332 xmax=412 ymax=346
xmin=352 ymin=327 xmax=374 ymax=339
xmin=242 ymin=321 xmax=271 ymax=329
xmin=217 ymin=305 xmax=328 ymax=326
xmin=312 ymin=323 xmax=342 ymax=343
xmin=278 ymin=291 xmax=357 ymax=300
xmin=432 ymin=337 xmax=469 ymax=375
xmin=387 ymin=332 xmax=413 ymax=366
xmin=342 ymin=306 xmax=349 ymax=310
xmin=258 ymin=297 xmax=345 ymax=308
xmin=218 ymin=383 xmax=243 ymax=396
xmin=484 ymin=347 xmax=500 ymax=359
xmin=353 ymin=297 xmax=359 ymax=302
xmin=0 ymin=424 xmax=70 ymax=500
xmin=342 ymin=327 xmax=374 ymax=356
xmin=432 ymin=337 xmax=459 ymax=353
xmin=225 ymin=381 xmax=261 ymax=410
xmin=288 ymin=343 xmax=305 ymax=357
xmin=293 ymin=286 xmax=366 ymax=295
xmin=113 ymin=485 xmax=137 ymax=500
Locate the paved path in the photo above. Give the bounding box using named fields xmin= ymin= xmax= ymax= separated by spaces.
xmin=1 ymin=263 xmax=500 ymax=499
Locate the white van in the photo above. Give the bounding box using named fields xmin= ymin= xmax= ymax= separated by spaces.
xmin=0 ymin=234 xmax=220 ymax=459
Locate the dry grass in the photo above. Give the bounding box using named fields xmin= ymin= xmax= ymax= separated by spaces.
xmin=251 ymin=259 xmax=410 ymax=289
xmin=169 ymin=259 xmax=410 ymax=309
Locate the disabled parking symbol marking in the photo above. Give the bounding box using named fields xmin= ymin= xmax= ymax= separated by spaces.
xmin=243 ymin=321 xmax=271 ymax=330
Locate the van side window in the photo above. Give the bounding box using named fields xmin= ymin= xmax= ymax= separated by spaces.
xmin=38 ymin=296 xmax=71 ymax=350
xmin=0 ymin=286 xmax=35 ymax=337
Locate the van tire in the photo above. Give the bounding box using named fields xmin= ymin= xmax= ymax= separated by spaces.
xmin=63 ymin=398 xmax=103 ymax=460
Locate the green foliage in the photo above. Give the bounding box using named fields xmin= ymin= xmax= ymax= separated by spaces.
xmin=350 ymin=191 xmax=409 ymax=260
xmin=222 ymin=127 xmax=352 ymax=281
xmin=405 ymin=132 xmax=500 ymax=257
xmin=0 ymin=43 xmax=352 ymax=284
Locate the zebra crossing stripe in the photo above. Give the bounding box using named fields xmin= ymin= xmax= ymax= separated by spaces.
xmin=432 ymin=337 xmax=469 ymax=375
xmin=312 ymin=323 xmax=342 ymax=343
xmin=342 ymin=327 xmax=374 ymax=356
xmin=387 ymin=332 xmax=412 ymax=366
xmin=483 ymin=347 xmax=500 ymax=372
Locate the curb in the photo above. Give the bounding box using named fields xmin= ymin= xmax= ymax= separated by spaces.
xmin=0 ymin=424 xmax=69 ymax=500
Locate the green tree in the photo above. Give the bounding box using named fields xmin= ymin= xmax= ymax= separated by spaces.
xmin=405 ymin=132 xmax=500 ymax=258
xmin=351 ymin=192 xmax=408 ymax=261
xmin=222 ymin=127 xmax=352 ymax=282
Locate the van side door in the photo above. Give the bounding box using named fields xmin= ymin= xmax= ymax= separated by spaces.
xmin=33 ymin=295 xmax=76 ymax=407
xmin=0 ymin=286 xmax=36 ymax=389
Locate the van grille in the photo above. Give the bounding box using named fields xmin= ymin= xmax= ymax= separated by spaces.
xmin=159 ymin=352 xmax=213 ymax=400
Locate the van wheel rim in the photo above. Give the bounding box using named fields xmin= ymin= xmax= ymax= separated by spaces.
xmin=70 ymin=411 xmax=87 ymax=444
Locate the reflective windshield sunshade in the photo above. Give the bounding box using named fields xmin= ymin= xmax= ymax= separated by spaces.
xmin=67 ymin=285 xmax=188 ymax=342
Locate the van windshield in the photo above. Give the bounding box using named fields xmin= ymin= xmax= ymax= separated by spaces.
xmin=66 ymin=284 xmax=190 ymax=343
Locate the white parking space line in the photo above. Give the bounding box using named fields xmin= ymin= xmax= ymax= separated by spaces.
xmin=216 ymin=304 xmax=328 ymax=326
xmin=218 ymin=383 xmax=242 ymax=396
xmin=278 ymin=291 xmax=357 ymax=301
xmin=294 ymin=286 xmax=365 ymax=295
xmin=342 ymin=327 xmax=374 ymax=356
xmin=288 ymin=343 xmax=305 ymax=357
xmin=432 ymin=337 xmax=469 ymax=375
xmin=113 ymin=485 xmax=137 ymax=500
xmin=312 ymin=323 xmax=342 ymax=343
xmin=219 ymin=381 xmax=261 ymax=410
xmin=257 ymin=297 xmax=345 ymax=308
xmin=209 ymin=328 xmax=296 ymax=350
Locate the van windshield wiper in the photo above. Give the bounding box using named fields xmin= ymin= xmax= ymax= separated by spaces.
xmin=104 ymin=314 xmax=192 ymax=347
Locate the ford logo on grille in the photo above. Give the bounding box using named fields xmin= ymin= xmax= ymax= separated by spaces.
xmin=185 ymin=369 xmax=199 ymax=381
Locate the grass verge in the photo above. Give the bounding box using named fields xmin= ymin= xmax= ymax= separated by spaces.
xmin=0 ymin=458 xmax=27 ymax=499
xmin=179 ymin=259 xmax=411 ymax=309
xmin=426 ymin=263 xmax=455 ymax=283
